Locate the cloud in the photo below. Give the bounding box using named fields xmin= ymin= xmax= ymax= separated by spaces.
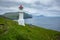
xmin=0 ymin=0 xmax=60 ymax=16
xmin=0 ymin=1 xmax=18 ymax=7
xmin=38 ymin=0 xmax=54 ymax=5
xmin=19 ymin=0 xmax=37 ymax=3
xmin=0 ymin=0 xmax=18 ymax=2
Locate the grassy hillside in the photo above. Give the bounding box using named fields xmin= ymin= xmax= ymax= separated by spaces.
xmin=0 ymin=16 xmax=60 ymax=40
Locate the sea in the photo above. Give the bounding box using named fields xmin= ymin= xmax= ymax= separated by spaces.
xmin=25 ymin=16 xmax=60 ymax=31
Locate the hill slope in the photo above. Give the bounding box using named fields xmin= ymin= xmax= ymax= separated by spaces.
xmin=3 ymin=12 xmax=32 ymax=20
xmin=0 ymin=16 xmax=60 ymax=40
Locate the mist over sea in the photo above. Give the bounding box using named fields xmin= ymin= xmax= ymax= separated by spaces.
xmin=25 ymin=16 xmax=60 ymax=31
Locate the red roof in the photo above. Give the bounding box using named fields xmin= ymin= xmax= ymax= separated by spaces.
xmin=19 ymin=5 xmax=23 ymax=10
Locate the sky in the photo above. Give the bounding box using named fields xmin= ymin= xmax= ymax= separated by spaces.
xmin=0 ymin=0 xmax=60 ymax=16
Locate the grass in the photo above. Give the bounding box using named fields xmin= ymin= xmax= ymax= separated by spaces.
xmin=0 ymin=17 xmax=60 ymax=40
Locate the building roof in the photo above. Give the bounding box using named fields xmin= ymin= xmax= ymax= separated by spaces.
xmin=19 ymin=5 xmax=23 ymax=10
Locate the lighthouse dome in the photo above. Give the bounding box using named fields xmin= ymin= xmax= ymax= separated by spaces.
xmin=19 ymin=5 xmax=23 ymax=10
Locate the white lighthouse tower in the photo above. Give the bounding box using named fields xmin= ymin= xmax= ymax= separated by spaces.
xmin=18 ymin=5 xmax=25 ymax=26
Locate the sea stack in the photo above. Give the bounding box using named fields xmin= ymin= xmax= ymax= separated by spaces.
xmin=18 ymin=5 xmax=25 ymax=26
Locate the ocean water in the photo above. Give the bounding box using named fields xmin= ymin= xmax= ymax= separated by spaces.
xmin=25 ymin=16 xmax=60 ymax=31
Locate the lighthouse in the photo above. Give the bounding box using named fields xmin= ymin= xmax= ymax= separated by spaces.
xmin=18 ymin=5 xmax=25 ymax=26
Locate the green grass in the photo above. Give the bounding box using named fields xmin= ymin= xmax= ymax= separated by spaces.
xmin=0 ymin=17 xmax=60 ymax=40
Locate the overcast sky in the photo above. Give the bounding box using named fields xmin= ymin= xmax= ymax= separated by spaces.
xmin=0 ymin=0 xmax=60 ymax=16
